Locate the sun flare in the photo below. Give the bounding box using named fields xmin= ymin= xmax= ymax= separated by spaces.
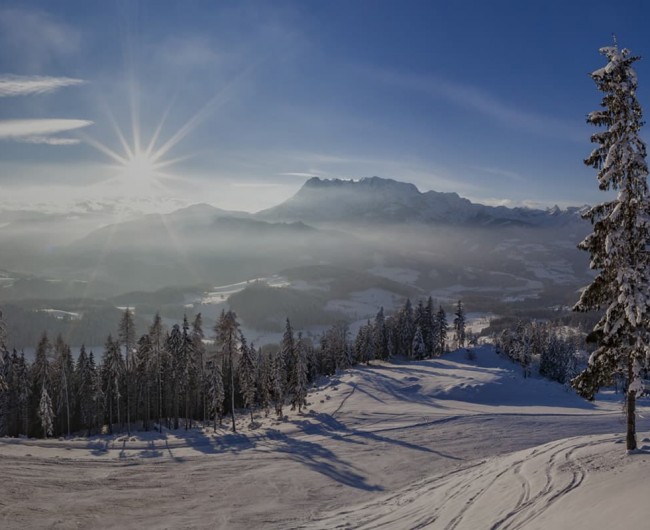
xmin=120 ymin=149 xmax=161 ymax=186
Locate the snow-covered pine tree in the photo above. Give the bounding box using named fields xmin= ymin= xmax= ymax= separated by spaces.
xmin=102 ymin=335 xmax=123 ymax=434
xmin=191 ymin=313 xmax=207 ymax=423
xmin=572 ymin=41 xmax=650 ymax=451
xmin=453 ymin=300 xmax=466 ymax=350
xmin=90 ymin=352 xmax=104 ymax=434
xmin=0 ymin=310 xmax=7 ymax=394
xmin=76 ymin=345 xmax=95 ymax=435
xmin=412 ymin=326 xmax=426 ymax=360
xmin=354 ymin=321 xmax=372 ymax=365
xmin=238 ymin=333 xmax=257 ymax=425
xmin=0 ymin=311 xmax=9 ymax=436
xmin=38 ymin=385 xmax=54 ymax=438
xmin=373 ymin=307 xmax=389 ymax=360
xmin=31 ymin=333 xmax=51 ymax=436
xmin=135 ymin=334 xmax=153 ymax=430
xmin=206 ymin=358 xmax=225 ymax=431
xmin=215 ymin=310 xmax=240 ymax=432
xmin=396 ymin=299 xmax=415 ymax=357
xmin=180 ymin=316 xmax=195 ymax=429
xmin=167 ymin=323 xmax=184 ymax=430
xmin=118 ymin=308 xmax=136 ymax=435
xmin=435 ymin=306 xmax=448 ymax=356
xmin=148 ymin=313 xmax=166 ymax=433
xmin=16 ymin=351 xmax=30 ymax=437
xmin=256 ymin=348 xmax=272 ymax=417
xmin=270 ymin=351 xmax=285 ymax=420
xmin=290 ymin=332 xmax=308 ymax=413
xmin=281 ymin=318 xmax=295 ymax=388
xmin=52 ymin=334 xmax=73 ymax=437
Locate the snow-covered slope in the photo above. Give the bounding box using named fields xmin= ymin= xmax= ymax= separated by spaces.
xmin=1 ymin=347 xmax=647 ymax=529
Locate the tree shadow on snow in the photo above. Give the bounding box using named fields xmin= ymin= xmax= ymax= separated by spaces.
xmin=292 ymin=412 xmax=461 ymax=462
xmin=178 ymin=428 xmax=257 ymax=455
xmin=265 ymin=429 xmax=383 ymax=492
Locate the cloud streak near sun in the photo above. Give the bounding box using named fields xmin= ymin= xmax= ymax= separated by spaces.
xmin=0 ymin=119 xmax=93 ymax=143
xmin=0 ymin=74 xmax=86 ymax=97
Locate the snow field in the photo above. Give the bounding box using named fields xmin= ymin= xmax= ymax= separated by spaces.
xmin=1 ymin=346 xmax=648 ymax=529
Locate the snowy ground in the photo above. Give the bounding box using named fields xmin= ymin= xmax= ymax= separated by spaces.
xmin=1 ymin=347 xmax=648 ymax=529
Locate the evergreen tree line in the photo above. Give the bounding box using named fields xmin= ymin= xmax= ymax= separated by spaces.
xmin=0 ymin=299 xmax=467 ymax=439
xmin=495 ymin=320 xmax=582 ymax=384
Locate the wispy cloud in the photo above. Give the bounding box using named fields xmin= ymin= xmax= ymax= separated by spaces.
xmin=0 ymin=119 xmax=93 ymax=141
xmin=373 ymin=69 xmax=584 ymax=142
xmin=0 ymin=75 xmax=86 ymax=97
xmin=278 ymin=172 xmax=321 ymax=178
xmin=16 ymin=136 xmax=81 ymax=145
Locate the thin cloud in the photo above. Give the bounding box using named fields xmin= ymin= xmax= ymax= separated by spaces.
xmin=16 ymin=136 xmax=80 ymax=145
xmin=278 ymin=172 xmax=321 ymax=178
xmin=0 ymin=75 xmax=86 ymax=97
xmin=0 ymin=119 xmax=93 ymax=140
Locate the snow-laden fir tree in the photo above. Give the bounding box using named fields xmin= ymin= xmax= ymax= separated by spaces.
xmin=238 ymin=333 xmax=257 ymax=425
xmin=0 ymin=310 xmax=7 ymax=393
xmin=52 ymin=335 xmax=73 ymax=437
xmin=281 ymin=318 xmax=295 ymax=388
xmin=270 ymin=351 xmax=285 ymax=420
xmin=134 ymin=334 xmax=153 ymax=430
xmin=191 ymin=313 xmax=207 ymax=422
xmin=118 ymin=308 xmax=136 ymax=435
xmin=256 ymin=348 xmax=272 ymax=417
xmin=148 ymin=313 xmax=166 ymax=433
xmin=102 ymin=335 xmax=123 ymax=434
xmin=572 ymin=41 xmax=650 ymax=451
xmin=453 ymin=300 xmax=466 ymax=350
xmin=290 ymin=332 xmax=308 ymax=413
xmin=412 ymin=326 xmax=426 ymax=360
xmin=76 ymin=345 xmax=95 ymax=435
xmin=38 ymin=385 xmax=54 ymax=438
xmin=373 ymin=307 xmax=389 ymax=360
xmin=206 ymin=358 xmax=225 ymax=431
xmin=354 ymin=321 xmax=373 ymax=365
xmin=214 ymin=310 xmax=240 ymax=432
xmin=397 ymin=299 xmax=415 ymax=357
xmin=435 ymin=306 xmax=448 ymax=356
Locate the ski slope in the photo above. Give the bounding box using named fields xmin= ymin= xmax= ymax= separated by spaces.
xmin=1 ymin=346 xmax=648 ymax=529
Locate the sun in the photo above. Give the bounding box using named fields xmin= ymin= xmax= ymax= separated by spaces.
xmin=120 ymin=149 xmax=162 ymax=187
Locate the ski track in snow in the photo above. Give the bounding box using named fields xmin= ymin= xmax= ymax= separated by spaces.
xmin=301 ymin=435 xmax=612 ymax=530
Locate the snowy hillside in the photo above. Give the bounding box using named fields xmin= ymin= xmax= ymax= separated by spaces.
xmin=1 ymin=346 xmax=647 ymax=529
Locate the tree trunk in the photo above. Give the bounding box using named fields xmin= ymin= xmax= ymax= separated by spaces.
xmin=230 ymin=352 xmax=236 ymax=433
xmin=627 ymin=388 xmax=637 ymax=451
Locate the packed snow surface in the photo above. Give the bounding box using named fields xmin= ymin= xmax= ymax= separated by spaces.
xmin=1 ymin=346 xmax=648 ymax=529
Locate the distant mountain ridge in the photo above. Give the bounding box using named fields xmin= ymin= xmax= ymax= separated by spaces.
xmin=256 ymin=176 xmax=584 ymax=227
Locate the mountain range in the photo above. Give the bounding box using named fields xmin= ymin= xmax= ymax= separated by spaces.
xmin=0 ymin=176 xmax=590 ymax=307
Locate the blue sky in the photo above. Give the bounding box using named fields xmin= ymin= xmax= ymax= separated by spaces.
xmin=0 ymin=0 xmax=648 ymax=212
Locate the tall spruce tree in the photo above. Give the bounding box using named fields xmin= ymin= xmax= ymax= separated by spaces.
xmin=38 ymin=385 xmax=54 ymax=438
xmin=435 ymin=306 xmax=448 ymax=356
xmin=215 ymin=310 xmax=240 ymax=432
xmin=206 ymin=358 xmax=225 ymax=431
xmin=290 ymin=332 xmax=308 ymax=413
xmin=453 ymin=300 xmax=466 ymax=350
xmin=118 ymin=308 xmax=136 ymax=435
xmin=571 ymin=41 xmax=650 ymax=451
xmin=238 ymin=334 xmax=257 ymax=425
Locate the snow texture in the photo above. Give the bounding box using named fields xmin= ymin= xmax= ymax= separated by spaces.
xmin=1 ymin=346 xmax=648 ymax=529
